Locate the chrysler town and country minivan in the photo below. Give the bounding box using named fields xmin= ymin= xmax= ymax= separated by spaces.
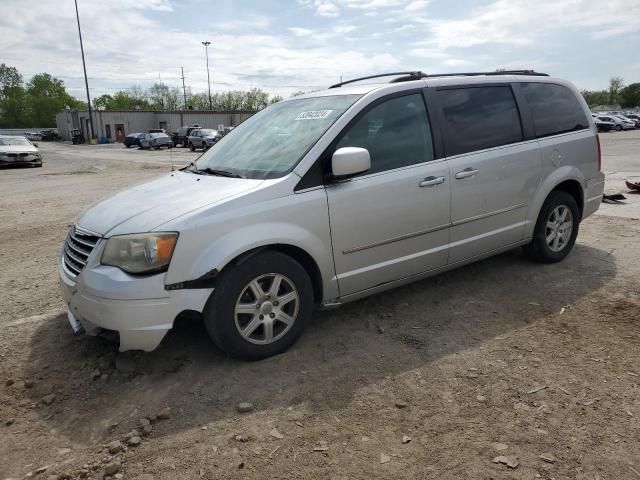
xmin=59 ymin=70 xmax=605 ymax=360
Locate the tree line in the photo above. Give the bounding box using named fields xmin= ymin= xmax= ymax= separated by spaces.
xmin=0 ymin=64 xmax=285 ymax=128
xmin=93 ymin=85 xmax=284 ymax=112
xmin=581 ymin=76 xmax=640 ymax=108
xmin=0 ymin=64 xmax=86 ymax=128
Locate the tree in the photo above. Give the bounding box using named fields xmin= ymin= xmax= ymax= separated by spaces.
xmin=581 ymin=89 xmax=609 ymax=107
xmin=619 ymin=83 xmax=640 ymax=108
xmin=103 ymin=89 xmax=150 ymax=110
xmin=0 ymin=64 xmax=26 ymax=128
xmin=608 ymin=76 xmax=624 ymax=105
xmin=148 ymin=83 xmax=182 ymax=110
xmin=25 ymin=73 xmax=84 ymax=126
xmin=93 ymin=94 xmax=113 ymax=110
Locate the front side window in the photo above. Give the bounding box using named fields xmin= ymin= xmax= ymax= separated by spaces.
xmin=521 ymin=82 xmax=589 ymax=138
xmin=195 ymin=94 xmax=361 ymax=179
xmin=335 ymin=93 xmax=434 ymax=175
xmin=439 ymin=86 xmax=523 ymax=156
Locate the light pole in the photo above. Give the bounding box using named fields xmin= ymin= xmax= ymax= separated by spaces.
xmin=74 ymin=0 xmax=94 ymax=141
xmin=202 ymin=41 xmax=212 ymax=110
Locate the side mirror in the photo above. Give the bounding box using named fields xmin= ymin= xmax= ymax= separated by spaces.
xmin=331 ymin=147 xmax=371 ymax=179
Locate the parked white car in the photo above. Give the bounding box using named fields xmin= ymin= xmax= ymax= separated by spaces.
xmin=0 ymin=135 xmax=42 ymax=167
xmin=59 ymin=70 xmax=604 ymax=360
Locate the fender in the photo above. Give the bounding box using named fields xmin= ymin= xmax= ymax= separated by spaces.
xmin=524 ymin=165 xmax=585 ymax=239
xmin=165 ymin=222 xmax=340 ymax=302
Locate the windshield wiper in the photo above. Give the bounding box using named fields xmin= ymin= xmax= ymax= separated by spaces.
xmin=186 ymin=164 xmax=244 ymax=178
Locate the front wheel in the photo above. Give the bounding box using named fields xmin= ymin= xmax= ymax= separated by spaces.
xmin=189 ymin=143 xmax=195 ymax=152
xmin=203 ymin=251 xmax=313 ymax=360
xmin=616 ymin=125 xmax=622 ymax=131
xmin=523 ymin=191 xmax=580 ymax=263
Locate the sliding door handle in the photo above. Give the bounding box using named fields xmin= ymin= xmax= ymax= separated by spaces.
xmin=419 ymin=176 xmax=446 ymax=187
xmin=455 ymin=168 xmax=479 ymax=179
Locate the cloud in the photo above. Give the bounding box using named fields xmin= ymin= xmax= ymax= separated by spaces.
xmin=0 ymin=0 xmax=637 ymax=100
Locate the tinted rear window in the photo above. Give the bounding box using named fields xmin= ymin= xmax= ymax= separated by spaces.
xmin=438 ymin=86 xmax=523 ymax=156
xmin=521 ymin=82 xmax=588 ymax=138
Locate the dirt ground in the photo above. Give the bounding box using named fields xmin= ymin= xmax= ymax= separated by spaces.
xmin=1 ymin=134 xmax=639 ymax=480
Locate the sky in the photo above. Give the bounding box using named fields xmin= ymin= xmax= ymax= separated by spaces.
xmin=1 ymin=0 xmax=639 ymax=101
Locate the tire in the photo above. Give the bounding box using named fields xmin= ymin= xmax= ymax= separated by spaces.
xmin=523 ymin=190 xmax=580 ymax=263
xmin=203 ymin=251 xmax=314 ymax=360
xmin=125 ymin=144 xmax=130 ymax=148
xmin=189 ymin=143 xmax=195 ymax=152
xmin=616 ymin=125 xmax=622 ymax=131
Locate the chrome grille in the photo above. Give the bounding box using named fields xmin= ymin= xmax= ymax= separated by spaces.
xmin=62 ymin=226 xmax=101 ymax=277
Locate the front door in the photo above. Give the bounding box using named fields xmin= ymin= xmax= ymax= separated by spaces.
xmin=437 ymin=85 xmax=541 ymax=263
xmin=115 ymin=124 xmax=125 ymax=142
xmin=326 ymin=93 xmax=451 ymax=297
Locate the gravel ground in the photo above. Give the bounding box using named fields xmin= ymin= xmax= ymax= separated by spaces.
xmin=1 ymin=133 xmax=639 ymax=480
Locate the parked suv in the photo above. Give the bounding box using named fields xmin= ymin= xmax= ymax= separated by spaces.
xmin=59 ymin=70 xmax=604 ymax=360
xmin=187 ymin=128 xmax=220 ymax=151
xmin=171 ymin=125 xmax=200 ymax=147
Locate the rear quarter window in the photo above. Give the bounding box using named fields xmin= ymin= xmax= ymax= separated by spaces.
xmin=521 ymin=82 xmax=589 ymax=138
xmin=438 ymin=86 xmax=523 ymax=156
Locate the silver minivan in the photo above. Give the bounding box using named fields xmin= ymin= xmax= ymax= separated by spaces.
xmin=59 ymin=70 xmax=605 ymax=360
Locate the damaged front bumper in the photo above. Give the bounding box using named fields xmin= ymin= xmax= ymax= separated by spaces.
xmin=58 ymin=244 xmax=211 ymax=352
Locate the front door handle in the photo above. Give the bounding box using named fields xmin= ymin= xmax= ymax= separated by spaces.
xmin=419 ymin=176 xmax=446 ymax=187
xmin=455 ymin=168 xmax=479 ymax=180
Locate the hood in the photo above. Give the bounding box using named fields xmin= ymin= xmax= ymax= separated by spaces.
xmin=77 ymin=171 xmax=263 ymax=236
xmin=0 ymin=144 xmax=37 ymax=154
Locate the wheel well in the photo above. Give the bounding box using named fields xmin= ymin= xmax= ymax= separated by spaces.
xmin=552 ymin=180 xmax=584 ymax=218
xmin=222 ymin=244 xmax=324 ymax=304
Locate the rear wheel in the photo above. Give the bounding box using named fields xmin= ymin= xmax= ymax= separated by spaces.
xmin=523 ymin=191 xmax=580 ymax=263
xmin=203 ymin=251 xmax=313 ymax=360
xmin=189 ymin=143 xmax=195 ymax=152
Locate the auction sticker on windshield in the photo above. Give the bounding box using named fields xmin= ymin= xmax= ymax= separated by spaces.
xmin=295 ymin=110 xmax=334 ymax=120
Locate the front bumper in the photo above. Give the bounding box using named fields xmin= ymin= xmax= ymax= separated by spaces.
xmin=58 ymin=244 xmax=211 ymax=352
xmin=0 ymin=158 xmax=42 ymax=167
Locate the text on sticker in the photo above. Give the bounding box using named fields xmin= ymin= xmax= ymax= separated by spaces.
xmin=295 ymin=110 xmax=334 ymax=120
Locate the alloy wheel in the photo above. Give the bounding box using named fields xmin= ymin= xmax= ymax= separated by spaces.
xmin=234 ymin=273 xmax=299 ymax=345
xmin=545 ymin=205 xmax=573 ymax=252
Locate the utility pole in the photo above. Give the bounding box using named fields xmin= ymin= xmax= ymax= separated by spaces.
xmin=158 ymin=73 xmax=164 ymax=109
xmin=180 ymin=67 xmax=187 ymax=109
xmin=74 ymin=0 xmax=94 ymax=141
xmin=202 ymin=41 xmax=212 ymax=110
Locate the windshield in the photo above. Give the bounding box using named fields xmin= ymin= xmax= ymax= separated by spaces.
xmin=200 ymin=129 xmax=217 ymax=136
xmin=0 ymin=136 xmax=30 ymax=145
xmin=194 ymin=94 xmax=361 ymax=179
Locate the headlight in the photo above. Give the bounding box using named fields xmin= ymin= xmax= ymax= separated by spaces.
xmin=101 ymin=232 xmax=178 ymax=274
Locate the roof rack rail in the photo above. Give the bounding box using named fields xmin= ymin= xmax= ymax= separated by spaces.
xmin=422 ymin=70 xmax=549 ymax=78
xmin=329 ymin=71 xmax=427 ymax=89
xmin=329 ymin=69 xmax=549 ymax=88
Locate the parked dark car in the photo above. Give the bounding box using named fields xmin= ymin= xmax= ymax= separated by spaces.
xmin=171 ymin=125 xmax=200 ymax=147
xmin=123 ymin=133 xmax=145 ymax=148
xmin=187 ymin=128 xmax=221 ymax=151
xmin=139 ymin=132 xmax=173 ymax=150
xmin=40 ymin=129 xmax=60 ymax=141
